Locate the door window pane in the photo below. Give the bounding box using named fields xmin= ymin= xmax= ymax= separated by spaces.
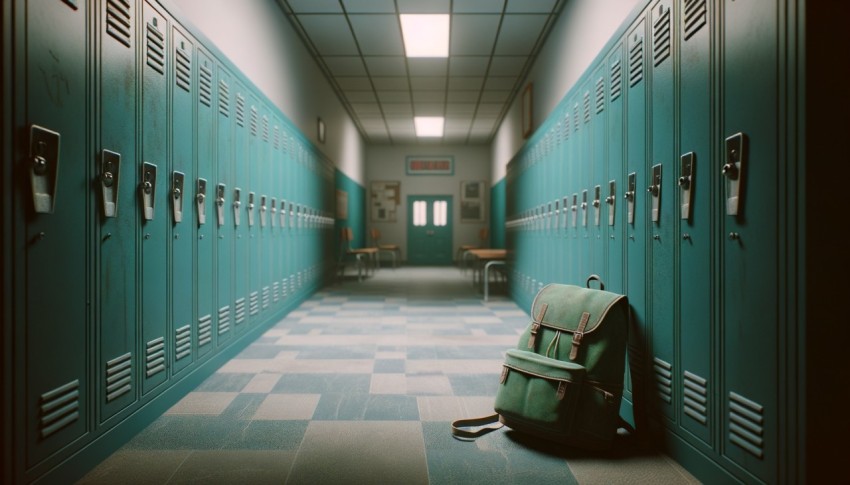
xmin=433 ymin=200 xmax=447 ymax=227
xmin=413 ymin=200 xmax=427 ymax=226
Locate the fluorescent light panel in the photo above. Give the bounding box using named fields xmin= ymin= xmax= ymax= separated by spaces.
xmin=414 ymin=116 xmax=444 ymax=137
xmin=400 ymin=14 xmax=449 ymax=58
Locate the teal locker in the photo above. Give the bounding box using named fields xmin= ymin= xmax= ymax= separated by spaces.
xmin=624 ymin=16 xmax=649 ymax=428
xmin=215 ymin=65 xmax=234 ymax=345
xmin=578 ymin=85 xmax=591 ymax=281
xmin=195 ymin=48 xmax=214 ymax=359
xmin=271 ymin=121 xmax=281 ymax=308
xmin=648 ymin=0 xmax=676 ymax=423
xmin=590 ymin=64 xmax=607 ymax=281
xmin=17 ymin=0 xmax=91 ymax=470
xmin=606 ymin=45 xmax=626 ymax=295
xmin=247 ymin=100 xmax=260 ymax=322
xmin=170 ymin=26 xmax=195 ymax=375
xmin=140 ymin=1 xmax=169 ymax=395
xmin=97 ymin=0 xmax=139 ymax=422
xmin=232 ymin=86 xmax=248 ymax=333
xmin=677 ymin=0 xmax=714 ymax=448
xmin=565 ymin=99 xmax=579 ymax=285
xmin=720 ymin=0 xmax=780 ymax=481
xmin=558 ymin=109 xmax=570 ymax=285
xmin=258 ymin=107 xmax=270 ymax=314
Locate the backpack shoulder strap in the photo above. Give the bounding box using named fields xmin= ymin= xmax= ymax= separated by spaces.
xmin=451 ymin=414 xmax=503 ymax=441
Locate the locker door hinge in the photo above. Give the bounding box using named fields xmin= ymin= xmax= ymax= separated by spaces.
xmin=140 ymin=162 xmax=157 ymax=221
xmin=100 ymin=149 xmax=121 ymax=218
xmin=29 ymin=125 xmax=61 ymax=214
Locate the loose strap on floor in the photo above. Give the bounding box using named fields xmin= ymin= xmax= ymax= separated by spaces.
xmin=451 ymin=414 xmax=503 ymax=441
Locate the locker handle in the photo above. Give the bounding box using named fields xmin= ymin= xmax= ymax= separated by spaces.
xmin=29 ymin=125 xmax=61 ymax=214
xmin=100 ymin=149 xmax=121 ymax=218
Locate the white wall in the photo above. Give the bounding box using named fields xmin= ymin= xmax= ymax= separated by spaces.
xmin=171 ymin=0 xmax=365 ymax=184
xmin=366 ymin=144 xmax=491 ymax=261
xmin=490 ymin=0 xmax=641 ymax=184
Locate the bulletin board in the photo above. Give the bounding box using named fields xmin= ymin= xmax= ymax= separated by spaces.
xmin=370 ymin=180 xmax=400 ymax=222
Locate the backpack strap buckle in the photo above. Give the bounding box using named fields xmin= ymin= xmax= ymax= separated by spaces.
xmin=569 ymin=312 xmax=591 ymax=360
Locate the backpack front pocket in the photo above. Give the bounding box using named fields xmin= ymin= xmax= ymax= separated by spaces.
xmin=494 ymin=349 xmax=586 ymax=435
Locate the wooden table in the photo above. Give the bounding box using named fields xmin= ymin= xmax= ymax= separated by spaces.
xmin=465 ymin=249 xmax=507 ymax=301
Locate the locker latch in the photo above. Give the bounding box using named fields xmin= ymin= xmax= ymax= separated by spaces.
xmin=140 ymin=162 xmax=157 ymax=221
xmin=280 ymin=199 xmax=287 ymax=227
xmin=216 ymin=183 xmax=226 ymax=227
xmin=571 ymin=193 xmax=578 ymax=228
xmin=562 ymin=196 xmax=570 ymax=229
xmin=233 ymin=188 xmax=242 ymax=227
xmin=593 ymin=185 xmax=601 ymax=226
xmin=247 ymin=192 xmax=255 ymax=227
xmin=270 ymin=198 xmax=277 ymax=227
xmin=100 ymin=149 xmax=121 ymax=218
xmin=723 ymin=132 xmax=746 ymax=216
xmin=648 ymin=164 xmax=661 ymax=223
xmin=196 ymin=178 xmax=207 ymax=226
xmin=260 ymin=195 xmax=267 ymax=228
xmin=289 ymin=202 xmax=295 ymax=228
xmin=546 ymin=202 xmax=552 ymax=232
xmin=606 ymin=180 xmax=616 ymax=226
xmin=679 ymin=152 xmax=695 ymax=220
xmin=553 ymin=200 xmax=560 ymax=230
xmin=172 ymin=171 xmax=185 ymax=223
xmin=625 ymin=172 xmax=636 ymax=224
xmin=581 ymin=190 xmax=588 ymax=227
xmin=29 ymin=125 xmax=61 ymax=214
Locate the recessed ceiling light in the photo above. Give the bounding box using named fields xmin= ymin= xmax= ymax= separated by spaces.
xmin=400 ymin=14 xmax=450 ymax=58
xmin=414 ymin=116 xmax=445 ymax=137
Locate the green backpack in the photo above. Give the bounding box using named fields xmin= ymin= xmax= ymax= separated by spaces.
xmin=452 ymin=275 xmax=629 ymax=450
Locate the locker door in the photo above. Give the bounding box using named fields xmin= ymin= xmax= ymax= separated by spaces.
xmin=97 ymin=0 xmax=138 ymax=422
xmin=678 ymin=0 xmax=714 ymax=448
xmin=578 ymin=86 xmax=592 ymax=280
xmin=195 ymin=48 xmax=214 ymax=359
xmin=566 ymin=99 xmax=580 ymax=285
xmin=140 ymin=2 xmax=169 ymax=395
xmin=171 ymin=27 xmax=195 ymax=376
xmin=258 ymin=107 xmax=270 ymax=315
xmin=17 ymin=0 xmax=90 ymax=469
xmin=590 ymin=65 xmax=607 ymax=280
xmin=558 ymin=110 xmax=571 ymax=285
xmin=215 ymin=66 xmax=234 ymax=345
xmin=232 ymin=86 xmax=248 ymax=333
xmin=624 ymin=16 xmax=649 ymax=428
xmin=247 ymin=100 xmax=260 ymax=322
xmin=271 ymin=122 xmax=281 ymax=310
xmin=720 ymin=0 xmax=780 ymax=481
xmin=606 ymin=45 xmax=626 ymax=295
xmin=648 ymin=0 xmax=676 ymax=424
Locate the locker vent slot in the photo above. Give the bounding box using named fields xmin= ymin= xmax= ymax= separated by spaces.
xmin=298 ymin=271 xmax=303 ymax=289
xmin=274 ymin=126 xmax=280 ymax=149
xmin=595 ymin=77 xmax=605 ymax=113
xmin=683 ymin=0 xmax=707 ymax=40
xmin=236 ymin=94 xmax=245 ymax=127
xmin=290 ymin=275 xmax=295 ymax=295
xmin=105 ymin=352 xmax=132 ymax=402
xmin=39 ymin=380 xmax=80 ymax=438
xmin=728 ymin=391 xmax=765 ymax=458
xmin=198 ymin=314 xmax=212 ymax=347
xmin=249 ymin=291 xmax=260 ymax=316
xmin=573 ymin=104 xmax=580 ymax=132
xmin=175 ymin=47 xmax=191 ymax=93
xmin=235 ymin=297 xmax=246 ymax=324
xmin=653 ymin=357 xmax=673 ymax=403
xmin=262 ymin=116 xmax=269 ymax=142
xmin=199 ymin=64 xmax=212 ymax=107
xmin=628 ymin=344 xmax=644 ymax=385
xmin=653 ymin=6 xmax=671 ymax=67
xmin=175 ymin=324 xmax=192 ymax=360
xmin=610 ymin=59 xmax=622 ymax=100
xmin=218 ymin=80 xmax=230 ymax=117
xmin=683 ymin=371 xmax=708 ymax=425
xmin=218 ymin=305 xmax=231 ymax=335
xmin=281 ymin=278 xmax=288 ymax=298
xmin=562 ymin=114 xmax=570 ymax=140
xmin=145 ymin=337 xmax=166 ymax=377
xmin=106 ymin=0 xmax=132 ymax=48
xmin=250 ymin=107 xmax=258 ymax=137
xmin=629 ymin=34 xmax=644 ymax=87
xmin=582 ymin=91 xmax=591 ymax=123
xmin=145 ymin=22 xmax=165 ymax=74
xmin=273 ymin=281 xmax=280 ymax=303
xmin=262 ymin=286 xmax=270 ymax=309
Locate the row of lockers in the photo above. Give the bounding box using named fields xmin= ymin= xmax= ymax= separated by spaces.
xmin=505 ymin=0 xmax=794 ymax=483
xmin=3 ymin=0 xmax=337 ymax=482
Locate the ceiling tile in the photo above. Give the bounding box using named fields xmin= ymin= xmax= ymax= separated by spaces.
xmin=323 ymin=56 xmax=368 ymax=76
xmin=483 ymin=76 xmax=518 ymax=90
xmin=351 ymin=103 xmax=382 ymax=115
xmin=448 ymin=77 xmax=484 ymax=90
xmin=446 ymin=103 xmax=477 ymax=114
xmin=410 ymin=77 xmax=447 ymax=90
xmin=468 ymin=133 xmax=490 ymax=143
xmin=447 ymin=90 xmax=480 ymax=102
xmin=480 ymin=90 xmax=510 ymax=103
xmin=450 ymin=15 xmax=500 ymax=55
xmin=358 ymin=116 xmax=387 ymax=126
xmin=336 ymin=76 xmax=373 ymax=90
xmin=345 ymin=91 xmax=378 ymax=102
xmin=445 ymin=118 xmax=472 ymax=130
xmin=448 ymin=56 xmax=490 ymax=76
xmin=377 ymin=91 xmax=411 ymax=103
xmin=297 ymin=15 xmax=358 ymax=55
xmin=349 ymin=15 xmax=404 ymax=55
xmin=342 ymin=0 xmax=396 ymax=13
xmin=477 ymin=103 xmax=504 ymax=114
xmin=364 ymin=56 xmax=407 ymax=76
xmin=397 ymin=0 xmax=450 ymax=13
xmin=413 ymin=103 xmax=444 ymax=115
xmin=505 ymin=0 xmax=556 ymax=13
xmin=407 ymin=58 xmax=448 ymax=76
xmin=453 ymin=0 xmax=505 ymax=13
xmin=494 ymin=14 xmax=549 ymax=55
xmin=286 ymin=0 xmax=343 ymax=13
xmin=381 ymin=103 xmax=414 ymax=114
xmin=412 ymin=91 xmax=446 ymax=103
xmin=372 ymin=77 xmax=409 ymax=90
xmin=488 ymin=56 xmax=526 ymax=76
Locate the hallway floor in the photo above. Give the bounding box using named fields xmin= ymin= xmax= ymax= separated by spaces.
xmin=79 ymin=267 xmax=698 ymax=484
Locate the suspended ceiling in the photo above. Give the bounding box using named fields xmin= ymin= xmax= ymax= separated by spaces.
xmin=277 ymin=0 xmax=564 ymax=145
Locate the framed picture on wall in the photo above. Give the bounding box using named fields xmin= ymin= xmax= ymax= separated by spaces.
xmin=370 ymin=180 xmax=400 ymax=222
xmin=336 ymin=189 xmax=348 ymax=220
xmin=460 ymin=180 xmax=485 ymax=222
xmin=521 ymin=82 xmax=533 ymax=139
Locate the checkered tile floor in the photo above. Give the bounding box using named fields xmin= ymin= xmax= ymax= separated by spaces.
xmin=79 ymin=267 xmax=698 ymax=484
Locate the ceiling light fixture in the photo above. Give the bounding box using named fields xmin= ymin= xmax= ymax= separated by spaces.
xmin=400 ymin=14 xmax=450 ymax=58
xmin=414 ymin=116 xmax=445 ymax=137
